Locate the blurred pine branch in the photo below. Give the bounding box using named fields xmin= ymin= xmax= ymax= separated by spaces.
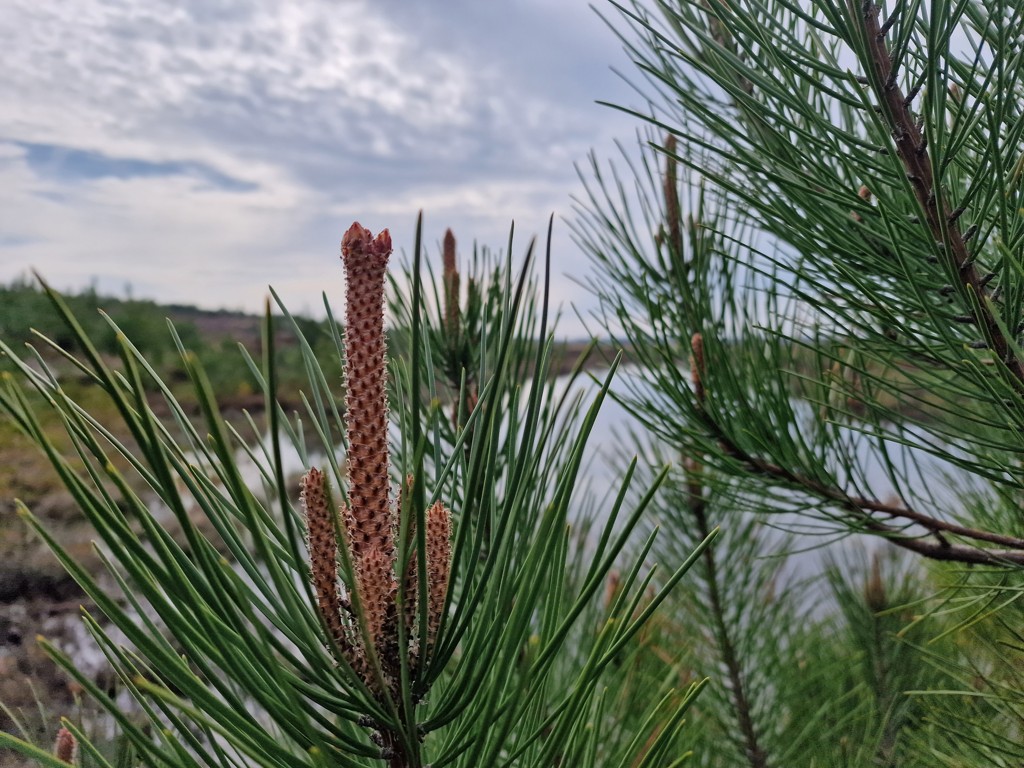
xmin=575 ymin=0 xmax=1024 ymax=762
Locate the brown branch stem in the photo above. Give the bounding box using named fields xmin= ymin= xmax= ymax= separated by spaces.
xmin=706 ymin=416 xmax=1024 ymax=565
xmin=381 ymin=728 xmax=413 ymax=768
xmin=687 ymin=466 xmax=770 ymax=768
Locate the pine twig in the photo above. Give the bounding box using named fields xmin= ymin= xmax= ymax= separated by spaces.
xmin=688 ymin=334 xmax=770 ymax=768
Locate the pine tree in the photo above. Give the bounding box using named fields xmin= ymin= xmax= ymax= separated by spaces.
xmin=574 ymin=0 xmax=1024 ymax=762
xmin=0 ymin=217 xmax=711 ymax=767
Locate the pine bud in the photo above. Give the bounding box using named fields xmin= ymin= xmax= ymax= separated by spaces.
xmin=302 ymin=469 xmax=362 ymax=668
xmin=690 ymin=332 xmax=705 ymax=404
xmin=341 ymin=223 xmax=395 ymax=563
xmin=864 ymin=553 xmax=887 ymax=612
xmin=443 ymin=228 xmax=461 ymax=341
xmin=358 ymin=546 xmax=397 ymax=645
xmin=425 ymin=501 xmax=452 ymax=649
xmin=54 ymin=726 xmax=77 ymax=764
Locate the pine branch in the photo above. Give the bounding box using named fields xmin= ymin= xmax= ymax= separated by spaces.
xmin=855 ymin=0 xmax=1024 ymax=392
xmin=703 ymin=415 xmax=1024 ymax=565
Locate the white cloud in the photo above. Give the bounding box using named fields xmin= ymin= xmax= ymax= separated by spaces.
xmin=0 ymin=0 xmax=534 ymax=178
xmin=0 ymin=142 xmax=312 ymax=303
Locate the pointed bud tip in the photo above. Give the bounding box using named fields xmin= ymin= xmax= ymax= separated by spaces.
xmin=342 ymin=223 xmax=392 ymax=261
xmin=690 ymin=332 xmax=704 ymax=371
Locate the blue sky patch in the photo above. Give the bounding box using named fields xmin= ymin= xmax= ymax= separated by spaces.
xmin=0 ymin=234 xmax=37 ymax=248
xmin=16 ymin=141 xmax=258 ymax=192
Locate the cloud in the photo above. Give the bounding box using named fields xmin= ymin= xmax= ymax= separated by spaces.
xmin=0 ymin=141 xmax=311 ymax=304
xmin=1 ymin=0 xmax=568 ymax=187
xmin=0 ymin=0 xmax=642 ymax=335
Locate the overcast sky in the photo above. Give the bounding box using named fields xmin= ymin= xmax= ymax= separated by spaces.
xmin=0 ymin=1 xmax=652 ymax=337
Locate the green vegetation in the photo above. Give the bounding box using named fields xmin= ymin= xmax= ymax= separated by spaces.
xmin=0 ymin=277 xmax=202 ymax=370
xmin=0 ymin=218 xmax=709 ymax=767
xmin=0 ymin=276 xmax=343 ymax=404
xmin=4 ymin=0 xmax=1024 ymax=765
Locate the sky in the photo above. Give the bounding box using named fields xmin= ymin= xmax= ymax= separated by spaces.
xmin=0 ymin=1 xmax=650 ymax=337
